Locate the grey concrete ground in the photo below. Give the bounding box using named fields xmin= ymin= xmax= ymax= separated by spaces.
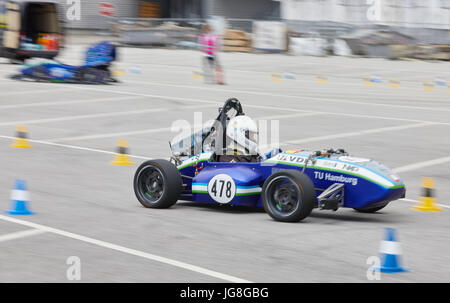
xmin=0 ymin=44 xmax=449 ymax=282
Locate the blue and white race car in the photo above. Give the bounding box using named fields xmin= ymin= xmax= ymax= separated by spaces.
xmin=133 ymin=98 xmax=406 ymax=222
xmin=11 ymin=42 xmax=117 ymax=84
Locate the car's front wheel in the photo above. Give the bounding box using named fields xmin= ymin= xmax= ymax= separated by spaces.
xmin=133 ymin=159 xmax=182 ymax=209
xmin=262 ymin=170 xmax=316 ymax=222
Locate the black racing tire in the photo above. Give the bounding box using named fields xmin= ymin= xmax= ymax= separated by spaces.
xmin=10 ymin=74 xmax=24 ymax=81
xmin=134 ymin=159 xmax=183 ymax=209
xmin=353 ymin=204 xmax=387 ymax=213
xmin=31 ymin=66 xmax=50 ymax=81
xmin=9 ymin=58 xmax=24 ymax=65
xmin=77 ymin=67 xmax=108 ymax=84
xmin=262 ymin=170 xmax=316 ymax=222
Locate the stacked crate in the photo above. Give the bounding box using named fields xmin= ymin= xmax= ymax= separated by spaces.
xmin=138 ymin=1 xmax=161 ymax=18
xmin=222 ymin=30 xmax=252 ymax=52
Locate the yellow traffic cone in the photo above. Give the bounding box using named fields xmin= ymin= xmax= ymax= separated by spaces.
xmin=363 ymin=76 xmax=374 ymax=86
xmin=412 ymin=177 xmax=442 ymax=212
xmin=112 ymin=65 xmax=126 ymax=77
xmin=110 ymin=139 xmax=134 ymax=165
xmin=271 ymin=73 xmax=283 ymax=82
xmin=316 ymin=74 xmax=328 ymax=84
xmin=11 ymin=125 xmax=32 ymax=148
xmin=191 ymin=70 xmax=203 ymax=79
xmin=389 ymin=79 xmax=400 ymax=88
xmin=423 ymin=81 xmax=434 ymax=91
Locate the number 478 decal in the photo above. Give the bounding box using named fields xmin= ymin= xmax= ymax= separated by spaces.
xmin=207 ymin=174 xmax=236 ymax=204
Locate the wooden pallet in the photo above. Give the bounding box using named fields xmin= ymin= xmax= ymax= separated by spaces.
xmin=138 ymin=1 xmax=161 ymax=18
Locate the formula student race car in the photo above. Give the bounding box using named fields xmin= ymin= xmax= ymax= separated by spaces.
xmin=133 ymin=98 xmax=406 ymax=222
xmin=10 ymin=42 xmax=118 ymax=84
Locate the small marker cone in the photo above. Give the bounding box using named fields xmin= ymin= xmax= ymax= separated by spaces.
xmin=389 ymin=79 xmax=400 ymax=88
xmin=11 ymin=125 xmax=32 ymax=148
xmin=363 ymin=76 xmax=374 ymax=86
xmin=316 ymin=74 xmax=327 ymax=84
xmin=110 ymin=139 xmax=134 ymax=165
xmin=6 ymin=179 xmax=34 ymax=215
xmin=412 ymin=177 xmax=442 ymax=212
xmin=378 ymin=228 xmax=408 ymax=273
xmin=423 ymin=81 xmax=434 ymax=91
xmin=270 ymin=73 xmax=283 ymax=82
xmin=112 ymin=65 xmax=126 ymax=77
xmin=283 ymin=72 xmax=296 ymax=80
xmin=192 ymin=70 xmax=203 ymax=79
xmin=129 ymin=65 xmax=142 ymax=75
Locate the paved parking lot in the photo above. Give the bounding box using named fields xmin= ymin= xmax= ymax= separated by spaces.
xmin=0 ymin=45 xmax=449 ymax=282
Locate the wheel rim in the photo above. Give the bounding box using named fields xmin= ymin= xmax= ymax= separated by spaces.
xmin=266 ymin=176 xmax=301 ymax=217
xmin=136 ymin=165 xmax=165 ymax=204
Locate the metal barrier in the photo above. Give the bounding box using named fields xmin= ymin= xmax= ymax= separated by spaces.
xmin=110 ymin=18 xmax=205 ymax=47
xmin=104 ymin=17 xmax=449 ymax=60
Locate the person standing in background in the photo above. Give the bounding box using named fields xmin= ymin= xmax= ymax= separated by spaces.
xmin=198 ymin=24 xmax=225 ymax=85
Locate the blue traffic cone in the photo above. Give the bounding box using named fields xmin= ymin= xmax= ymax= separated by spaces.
xmin=378 ymin=228 xmax=408 ymax=273
xmin=6 ymin=179 xmax=34 ymax=215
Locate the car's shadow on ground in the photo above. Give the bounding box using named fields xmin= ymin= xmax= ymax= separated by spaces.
xmin=175 ymin=202 xmax=402 ymax=223
xmin=308 ymin=210 xmax=396 ymax=223
xmin=176 ymin=202 xmax=265 ymax=214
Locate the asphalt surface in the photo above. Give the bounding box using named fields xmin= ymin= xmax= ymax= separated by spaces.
xmin=0 ymin=44 xmax=449 ymax=282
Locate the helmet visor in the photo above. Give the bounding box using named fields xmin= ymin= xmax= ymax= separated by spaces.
xmin=245 ymin=130 xmax=258 ymax=143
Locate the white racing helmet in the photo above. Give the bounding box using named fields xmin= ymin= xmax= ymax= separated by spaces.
xmin=226 ymin=115 xmax=258 ymax=155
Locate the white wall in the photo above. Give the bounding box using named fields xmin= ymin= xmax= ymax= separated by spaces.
xmin=61 ymin=0 xmax=139 ymax=29
xmin=281 ymin=0 xmax=450 ymax=29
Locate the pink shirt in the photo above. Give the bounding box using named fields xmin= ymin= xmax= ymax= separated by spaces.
xmin=198 ymin=33 xmax=220 ymax=56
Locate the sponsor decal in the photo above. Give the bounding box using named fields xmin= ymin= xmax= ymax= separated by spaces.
xmin=177 ymin=152 xmax=212 ymax=170
xmin=388 ymin=174 xmax=400 ymax=182
xmin=339 ymin=156 xmax=370 ymax=163
xmin=266 ymin=153 xmax=398 ymax=188
xmin=192 ymin=182 xmax=261 ymax=199
xmin=314 ymin=171 xmax=358 ymax=186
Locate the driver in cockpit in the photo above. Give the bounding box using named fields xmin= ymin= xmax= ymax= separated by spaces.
xmin=215 ymin=115 xmax=260 ymax=163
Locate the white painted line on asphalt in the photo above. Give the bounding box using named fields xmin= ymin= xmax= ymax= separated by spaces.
xmin=0 ymin=96 xmax=140 ymax=110
xmin=304 ymin=111 xmax=450 ymax=127
xmin=0 ymin=214 xmax=252 ymax=283
xmin=400 ymin=198 xmax=450 ymax=209
xmin=282 ymin=122 xmax=437 ymax=146
xmin=122 ymin=79 xmax=450 ymax=112
xmin=51 ymin=112 xmax=322 ymax=142
xmin=63 ymin=84 xmax=450 ymax=122
xmin=393 ymin=156 xmax=450 ymax=173
xmin=0 ymin=120 xmax=436 ymax=165
xmin=96 ymin=59 xmax=450 ymax=78
xmin=0 ymin=229 xmax=46 ymax=243
xmin=257 ymin=112 xmax=323 ymax=121
xmin=0 ymin=104 xmax=215 ymax=127
xmin=125 ymin=78 xmax=427 ymax=99
xmin=0 ymin=134 xmax=161 ymax=160
xmin=53 ymin=126 xmax=175 ymax=142
xmin=0 ymin=87 xmax=75 ymax=96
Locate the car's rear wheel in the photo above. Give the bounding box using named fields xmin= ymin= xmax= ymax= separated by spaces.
xmin=134 ymin=159 xmax=182 ymax=209
xmin=262 ymin=170 xmax=316 ymax=222
xmin=77 ymin=67 xmax=108 ymax=84
xmin=353 ymin=204 xmax=387 ymax=213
